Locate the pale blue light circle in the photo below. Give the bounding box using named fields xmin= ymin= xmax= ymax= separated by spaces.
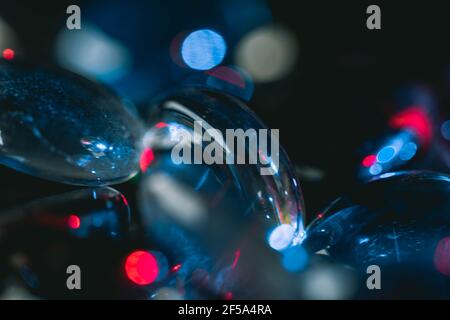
xmin=369 ymin=163 xmax=383 ymax=175
xmin=377 ymin=146 xmax=397 ymax=163
xmin=181 ymin=29 xmax=227 ymax=70
xmin=399 ymin=142 xmax=418 ymax=161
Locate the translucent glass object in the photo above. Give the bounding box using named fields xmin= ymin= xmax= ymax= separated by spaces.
xmin=0 ymin=187 xmax=132 ymax=299
xmin=303 ymin=171 xmax=450 ymax=299
xmin=138 ymin=88 xmax=305 ymax=299
xmin=0 ymin=59 xmax=144 ymax=186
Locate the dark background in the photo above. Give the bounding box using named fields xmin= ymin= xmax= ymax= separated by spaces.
xmin=0 ymin=0 xmax=449 ymax=221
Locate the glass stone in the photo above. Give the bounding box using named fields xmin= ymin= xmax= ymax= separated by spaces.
xmin=138 ymin=88 xmax=306 ymax=299
xmin=0 ymin=59 xmax=144 ymax=186
xmin=302 ymin=171 xmax=450 ymax=299
xmin=0 ymin=187 xmax=133 ymax=299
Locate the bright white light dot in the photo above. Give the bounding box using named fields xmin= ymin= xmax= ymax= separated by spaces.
xmin=268 ymin=224 xmax=295 ymax=251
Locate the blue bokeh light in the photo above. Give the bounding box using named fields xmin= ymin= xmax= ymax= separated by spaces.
xmin=181 ymin=29 xmax=227 ymax=70
xmin=369 ymin=163 xmax=383 ymax=175
xmin=377 ymin=146 xmax=397 ymax=163
xmin=281 ymin=246 xmax=308 ymax=272
xmin=399 ymin=142 xmax=418 ymax=161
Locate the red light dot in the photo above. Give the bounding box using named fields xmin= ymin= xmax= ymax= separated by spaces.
xmin=2 ymin=48 xmax=15 ymax=60
xmin=171 ymin=263 xmax=182 ymax=272
xmin=125 ymin=250 xmax=159 ymax=285
xmin=67 ymin=214 xmax=81 ymax=229
xmin=140 ymin=147 xmax=155 ymax=172
xmin=225 ymin=292 xmax=233 ymax=300
xmin=362 ymin=154 xmax=377 ymax=168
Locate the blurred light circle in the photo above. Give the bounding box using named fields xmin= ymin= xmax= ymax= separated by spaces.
xmin=181 ymin=29 xmax=227 ymax=71
xmin=235 ymin=26 xmax=298 ymax=83
xmin=299 ymin=264 xmax=356 ymax=300
xmin=376 ymin=145 xmax=397 ymax=163
xmin=54 ymin=24 xmax=132 ymax=82
xmin=281 ymin=246 xmax=308 ymax=272
xmin=125 ymin=250 xmax=159 ymax=286
xmin=369 ymin=163 xmax=383 ymax=175
xmin=399 ymin=142 xmax=418 ymax=161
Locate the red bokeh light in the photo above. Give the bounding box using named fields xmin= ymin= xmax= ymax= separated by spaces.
xmin=389 ymin=106 xmax=432 ymax=144
xmin=362 ymin=154 xmax=377 ymax=168
xmin=2 ymin=48 xmax=15 ymax=60
xmin=67 ymin=214 xmax=81 ymax=229
xmin=125 ymin=250 xmax=159 ymax=285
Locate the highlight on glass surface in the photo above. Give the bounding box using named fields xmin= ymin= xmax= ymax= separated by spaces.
xmin=137 ymin=87 xmax=306 ymax=298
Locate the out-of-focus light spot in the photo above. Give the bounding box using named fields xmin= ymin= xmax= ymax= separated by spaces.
xmin=140 ymin=147 xmax=155 ymax=172
xmin=369 ymin=163 xmax=383 ymax=176
xmin=268 ymin=224 xmax=295 ymax=251
xmin=434 ymin=237 xmax=450 ymax=276
xmin=300 ymin=264 xmax=357 ymax=299
xmin=67 ymin=214 xmax=81 ymax=229
xmin=282 ymin=246 xmax=308 ymax=272
xmin=224 ymin=292 xmax=233 ymax=300
xmin=181 ymin=29 xmax=226 ymax=71
xmin=362 ymin=154 xmax=377 ymax=168
xmin=125 ymin=250 xmax=159 ymax=285
xmin=55 ymin=24 xmax=132 ymax=82
xmin=441 ymin=120 xmax=450 ymax=141
xmin=399 ymin=142 xmax=418 ymax=161
xmin=235 ymin=26 xmax=298 ymax=83
xmin=317 ymin=213 xmax=324 ymax=219
xmin=377 ymin=146 xmax=397 ymax=163
xmin=389 ymin=106 xmax=433 ymax=144
xmin=2 ymin=48 xmax=14 ymax=60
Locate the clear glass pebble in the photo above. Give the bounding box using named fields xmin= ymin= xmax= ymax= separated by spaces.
xmin=0 ymin=59 xmax=144 ymax=186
